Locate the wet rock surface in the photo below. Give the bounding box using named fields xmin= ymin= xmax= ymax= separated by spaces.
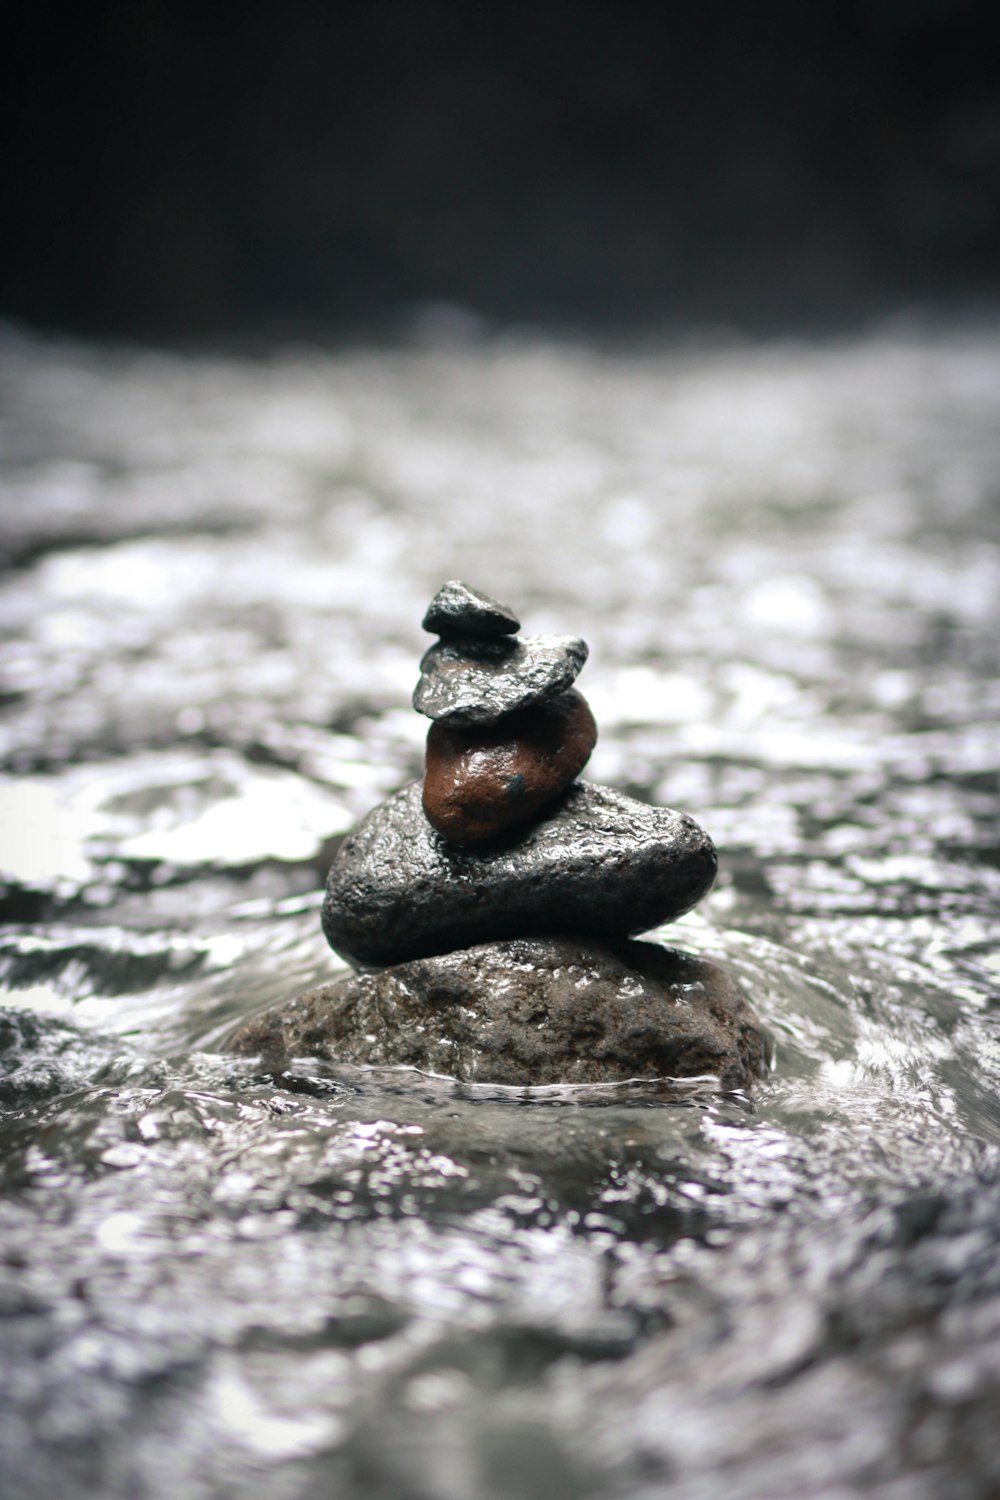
xmin=413 ymin=632 xmax=588 ymax=725
xmin=421 ymin=579 xmax=520 ymax=639
xmin=0 ymin=1010 xmax=116 ymax=1110
xmin=231 ymin=937 xmax=769 ymax=1089
xmin=322 ymin=779 xmax=718 ymax=967
xmin=422 ymin=687 xmax=597 ymax=844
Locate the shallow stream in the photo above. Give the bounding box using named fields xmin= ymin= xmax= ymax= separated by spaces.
xmin=1 ymin=318 xmax=999 ymax=1498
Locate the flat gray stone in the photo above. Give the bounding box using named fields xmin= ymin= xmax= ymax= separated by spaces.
xmin=413 ymin=632 xmax=588 ymax=725
xmin=422 ymin=579 xmax=520 ymax=638
xmin=322 ymin=780 xmax=717 ymax=968
xmin=230 ymin=936 xmax=768 ymax=1090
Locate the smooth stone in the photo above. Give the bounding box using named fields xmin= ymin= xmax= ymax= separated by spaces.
xmin=422 ymin=579 xmax=520 ymax=638
xmin=230 ymin=937 xmax=768 ymax=1090
xmin=413 ymin=632 xmax=588 ymax=726
xmin=422 ymin=688 xmax=597 ymax=845
xmin=322 ymin=780 xmax=717 ymax=968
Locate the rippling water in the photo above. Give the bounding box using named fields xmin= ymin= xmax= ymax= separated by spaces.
xmin=1 ymin=318 xmax=999 ymax=1498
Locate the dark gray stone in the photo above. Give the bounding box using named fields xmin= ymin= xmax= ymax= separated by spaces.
xmin=322 ymin=780 xmax=717 ymax=968
xmin=422 ymin=579 xmax=520 ymax=638
xmin=230 ymin=937 xmax=768 ymax=1090
xmin=413 ymin=632 xmax=588 ymax=725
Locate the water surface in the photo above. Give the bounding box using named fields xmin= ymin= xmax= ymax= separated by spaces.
xmin=1 ymin=320 xmax=999 ymax=1498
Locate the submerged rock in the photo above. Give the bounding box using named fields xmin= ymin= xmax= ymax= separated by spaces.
xmin=414 ymin=633 xmax=588 ymax=726
xmin=422 ymin=688 xmax=597 ymax=845
xmin=323 ymin=780 xmax=717 ymax=968
xmin=230 ymin=936 xmax=768 ymax=1089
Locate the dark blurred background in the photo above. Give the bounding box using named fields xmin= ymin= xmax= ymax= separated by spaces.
xmin=3 ymin=0 xmax=999 ymax=340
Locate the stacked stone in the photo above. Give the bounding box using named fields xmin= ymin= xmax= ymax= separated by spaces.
xmin=417 ymin=580 xmax=596 ymax=845
xmin=232 ymin=583 xmax=768 ymax=1089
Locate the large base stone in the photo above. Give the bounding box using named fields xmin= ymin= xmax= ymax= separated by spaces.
xmin=230 ymin=937 xmax=769 ymax=1090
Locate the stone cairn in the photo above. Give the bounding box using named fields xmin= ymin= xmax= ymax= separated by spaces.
xmin=232 ymin=582 xmax=768 ymax=1089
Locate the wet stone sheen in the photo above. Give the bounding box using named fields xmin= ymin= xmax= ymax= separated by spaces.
xmin=413 ymin=632 xmax=588 ymax=725
xmin=322 ymin=780 xmax=717 ymax=968
xmin=231 ymin=937 xmax=768 ymax=1089
xmin=422 ymin=688 xmax=598 ymax=845
xmin=421 ymin=578 xmax=520 ymax=638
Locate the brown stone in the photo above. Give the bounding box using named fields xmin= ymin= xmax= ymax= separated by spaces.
xmin=229 ymin=936 xmax=770 ymax=1091
xmin=422 ymin=688 xmax=597 ymax=845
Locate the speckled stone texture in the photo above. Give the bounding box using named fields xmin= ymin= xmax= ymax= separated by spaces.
xmin=231 ymin=936 xmax=768 ymax=1089
xmin=422 ymin=579 xmax=520 ymax=638
xmin=322 ymin=780 xmax=717 ymax=968
xmin=413 ymin=632 xmax=588 ymax=725
xmin=422 ymin=688 xmax=597 ymax=845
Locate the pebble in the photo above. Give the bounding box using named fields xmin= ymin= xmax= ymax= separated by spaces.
xmin=422 ymin=688 xmax=597 ymax=844
xmin=413 ymin=633 xmax=588 ymax=726
xmin=422 ymin=579 xmax=520 ymax=638
xmin=231 ymin=936 xmax=768 ymax=1090
xmin=322 ymin=780 xmax=717 ymax=968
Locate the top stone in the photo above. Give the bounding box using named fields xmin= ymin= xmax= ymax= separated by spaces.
xmin=422 ymin=580 xmax=521 ymax=640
